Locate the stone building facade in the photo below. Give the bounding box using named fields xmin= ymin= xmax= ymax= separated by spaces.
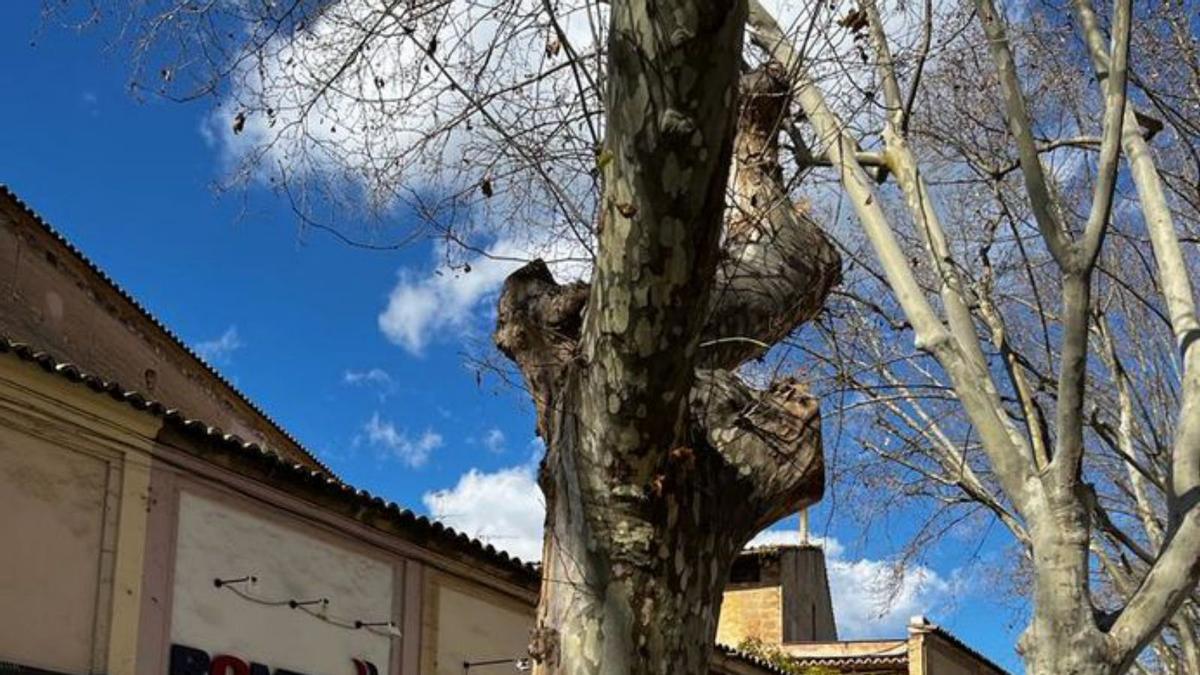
xmin=717 ymin=546 xmax=838 ymax=647
xmin=714 ymin=543 xmax=1005 ymax=674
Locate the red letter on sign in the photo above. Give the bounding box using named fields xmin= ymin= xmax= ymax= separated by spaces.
xmin=211 ymin=655 xmax=250 ymax=675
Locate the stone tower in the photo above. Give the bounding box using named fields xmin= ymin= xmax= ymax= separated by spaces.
xmin=716 ymin=544 xmax=838 ymax=647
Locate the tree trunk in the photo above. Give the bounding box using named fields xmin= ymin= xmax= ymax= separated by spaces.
xmin=500 ymin=285 xmax=827 ymax=675
xmin=529 ymin=375 xmax=758 ymax=674
xmin=1020 ymin=502 xmax=1116 ymax=675
xmin=494 ymin=57 xmax=840 ymax=673
xmin=1022 ymin=612 xmax=1113 ymax=675
xmin=1024 ymin=654 xmax=1114 ymax=675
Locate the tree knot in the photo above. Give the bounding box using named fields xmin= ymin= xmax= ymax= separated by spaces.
xmin=528 ymin=624 xmax=560 ymax=666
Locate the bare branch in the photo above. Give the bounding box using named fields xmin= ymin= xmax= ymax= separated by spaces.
xmin=972 ymin=0 xmax=1071 ymax=265
xmin=748 ymin=0 xmax=1041 ymax=511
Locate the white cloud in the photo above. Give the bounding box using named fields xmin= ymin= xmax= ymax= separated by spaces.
xmin=748 ymin=526 xmax=959 ymax=639
xmin=208 ymin=0 xmax=606 ymax=218
xmin=344 ymin=368 xmax=391 ymax=384
xmin=377 ymin=236 xmax=590 ymax=355
xmin=343 ymin=368 xmax=392 ymax=385
xmin=81 ymin=91 xmax=100 ymax=117
xmin=829 ymin=556 xmax=954 ymax=638
xmin=194 ymin=325 xmax=243 ymax=364
xmin=344 ymin=369 xmax=396 ymax=402
xmin=423 ymin=462 xmax=544 ymax=562
xmin=208 ymin=0 xmax=601 ymax=360
xmin=747 ymin=528 xmax=845 ymax=559
xmin=362 ymin=413 xmax=443 ymax=467
xmin=483 ymin=428 xmax=506 ymax=454
xmin=201 ymin=0 xmax=611 ymax=359
xmin=377 ymin=244 xmax=522 ymax=355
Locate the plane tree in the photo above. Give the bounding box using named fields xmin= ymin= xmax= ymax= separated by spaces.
xmin=73 ymin=0 xmax=1200 ymax=670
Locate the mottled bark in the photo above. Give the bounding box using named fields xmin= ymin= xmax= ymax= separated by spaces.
xmin=689 ymin=369 xmax=824 ymax=529
xmin=703 ymin=65 xmax=841 ymax=369
xmin=529 ymin=373 xmax=765 ymax=675
xmin=1019 ymin=500 xmax=1114 ymax=675
xmin=494 ymin=262 xmax=588 ymax=439
xmin=494 ymin=59 xmax=838 ymax=674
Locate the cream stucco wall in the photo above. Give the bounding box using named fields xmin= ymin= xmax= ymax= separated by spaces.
xmin=0 ymin=431 xmax=110 ymax=674
xmin=170 ymin=492 xmax=395 ymax=675
xmin=0 ymin=356 xmax=157 ymax=675
xmin=423 ymin=572 xmax=534 ymax=675
xmin=917 ymin=632 xmax=1007 ymax=675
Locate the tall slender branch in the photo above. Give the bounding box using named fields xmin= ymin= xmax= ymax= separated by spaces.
xmin=1047 ymin=0 xmax=1200 ymax=662
xmin=973 ymin=0 xmax=1071 ymax=265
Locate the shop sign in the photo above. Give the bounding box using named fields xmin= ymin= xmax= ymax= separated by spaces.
xmin=170 ymin=644 xmax=380 ymax=675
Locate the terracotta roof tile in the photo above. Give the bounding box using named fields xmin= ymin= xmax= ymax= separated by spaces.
xmin=788 ymin=653 xmax=908 ymax=670
xmin=713 ymin=643 xmax=794 ymax=675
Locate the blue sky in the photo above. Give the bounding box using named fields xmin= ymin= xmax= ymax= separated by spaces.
xmin=0 ymin=4 xmax=1022 ymax=670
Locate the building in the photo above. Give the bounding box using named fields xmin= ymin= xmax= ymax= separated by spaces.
xmin=0 ymin=186 xmax=1006 ymax=675
xmin=717 ymin=545 xmax=839 ymax=647
xmin=714 ymin=545 xmax=1006 ymax=674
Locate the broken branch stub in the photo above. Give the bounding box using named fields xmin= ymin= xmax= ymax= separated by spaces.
xmin=702 ymin=64 xmax=842 ymax=370
xmin=494 ymin=260 xmax=588 ymax=439
xmin=690 ymin=369 xmax=825 ymax=529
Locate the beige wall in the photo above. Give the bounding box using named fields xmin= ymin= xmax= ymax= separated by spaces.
xmin=0 ymin=194 xmax=321 ymax=470
xmin=422 ymin=572 xmax=534 ymax=675
xmin=916 ymin=633 xmax=1007 ymax=675
xmin=0 ymin=430 xmax=110 ymax=674
xmin=716 ymin=586 xmax=784 ymax=647
xmin=0 ymin=350 xmax=544 ymax=675
xmin=0 ymin=356 xmax=156 ymax=675
xmin=170 ymin=492 xmax=395 ymax=675
xmin=717 ymin=547 xmax=837 ymax=648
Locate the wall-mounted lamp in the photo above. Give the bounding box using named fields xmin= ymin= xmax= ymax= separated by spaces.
xmin=462 ymin=657 xmax=533 ymax=675
xmin=288 ymin=598 xmax=329 ymax=609
xmin=213 ymin=574 xmax=400 ymax=636
xmin=355 ymin=620 xmax=402 ymax=637
xmin=213 ymin=576 xmax=257 ymax=589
